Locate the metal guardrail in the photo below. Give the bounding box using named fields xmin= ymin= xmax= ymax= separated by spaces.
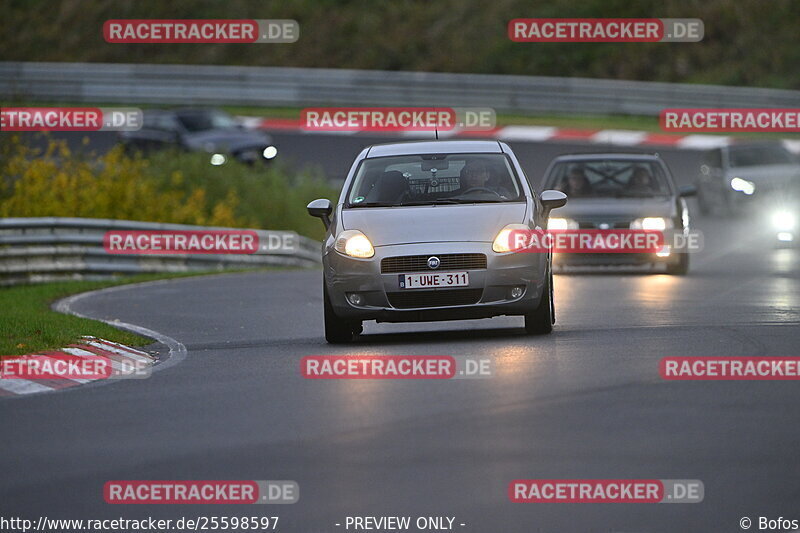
xmin=0 ymin=217 xmax=321 ymax=286
xmin=2 ymin=61 xmax=799 ymax=116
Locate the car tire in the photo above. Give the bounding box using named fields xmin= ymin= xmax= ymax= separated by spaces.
xmin=324 ymin=282 xmax=360 ymax=343
xmin=666 ymin=252 xmax=690 ymax=275
xmin=524 ymin=265 xmax=554 ymax=335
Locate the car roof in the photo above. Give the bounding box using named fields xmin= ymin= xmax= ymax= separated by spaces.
xmin=550 ymin=153 xmax=661 ymax=162
xmin=366 ymin=140 xmax=503 ymax=158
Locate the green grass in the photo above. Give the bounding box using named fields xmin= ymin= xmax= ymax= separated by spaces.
xmin=0 ymin=272 xmax=224 ymax=358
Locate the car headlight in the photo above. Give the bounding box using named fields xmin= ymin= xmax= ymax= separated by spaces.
xmin=335 ymin=230 xmax=374 ymax=258
xmin=730 ymin=177 xmax=755 ymax=195
xmin=772 ymin=211 xmax=796 ymax=231
xmin=492 ymin=224 xmax=531 ymax=253
xmin=547 ymin=217 xmax=579 ymax=230
xmin=630 ymin=217 xmax=674 ymax=231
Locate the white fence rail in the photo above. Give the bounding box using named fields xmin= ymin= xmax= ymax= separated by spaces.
xmin=2 ymin=61 xmax=799 ymax=116
xmin=0 ymin=217 xmax=321 ymax=285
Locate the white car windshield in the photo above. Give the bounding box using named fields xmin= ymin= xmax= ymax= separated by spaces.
xmin=346 ymin=153 xmax=523 ymax=207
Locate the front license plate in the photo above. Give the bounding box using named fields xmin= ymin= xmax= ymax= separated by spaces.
xmin=399 ymin=271 xmax=469 ymax=289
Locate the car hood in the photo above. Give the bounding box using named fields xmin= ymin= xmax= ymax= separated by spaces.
xmin=340 ymin=203 xmax=527 ymax=246
xmin=556 ymin=197 xmax=675 ymax=220
xmin=183 ymin=129 xmax=272 ymax=152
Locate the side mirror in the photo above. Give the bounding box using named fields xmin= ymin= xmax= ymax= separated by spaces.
xmin=679 ymin=185 xmax=698 ymax=197
xmin=307 ymin=198 xmax=333 ymax=229
xmin=540 ymin=190 xmax=568 ymax=217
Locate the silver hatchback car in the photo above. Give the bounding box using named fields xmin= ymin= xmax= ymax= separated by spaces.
xmin=307 ymin=140 xmax=567 ymax=343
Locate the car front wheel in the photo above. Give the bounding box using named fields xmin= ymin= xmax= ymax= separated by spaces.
xmin=323 ymin=281 xmax=361 ymax=343
xmin=524 ymin=265 xmax=554 ymax=335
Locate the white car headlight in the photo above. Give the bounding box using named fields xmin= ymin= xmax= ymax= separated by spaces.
xmin=771 ymin=211 xmax=796 ymax=231
xmin=630 ymin=217 xmax=674 ymax=231
xmin=547 ymin=217 xmax=579 ymax=230
xmin=730 ymin=177 xmax=755 ymax=195
xmin=492 ymin=224 xmax=530 ymax=253
xmin=335 ymin=230 xmax=374 ymax=258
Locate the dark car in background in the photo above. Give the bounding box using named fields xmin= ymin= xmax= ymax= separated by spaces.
xmin=542 ymin=153 xmax=695 ymax=275
xmin=695 ymin=142 xmax=800 ymax=215
xmin=119 ymin=108 xmax=277 ymax=165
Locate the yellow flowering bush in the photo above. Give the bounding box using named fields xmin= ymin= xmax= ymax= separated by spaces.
xmin=0 ymin=135 xmax=336 ymax=239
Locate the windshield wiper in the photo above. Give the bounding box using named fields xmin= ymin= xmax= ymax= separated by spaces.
xmin=399 ymin=199 xmax=462 ymax=205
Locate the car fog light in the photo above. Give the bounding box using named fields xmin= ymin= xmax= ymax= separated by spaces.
xmin=347 ymin=293 xmax=364 ymax=306
xmin=656 ymin=246 xmax=671 ymax=258
xmin=510 ymin=286 xmax=524 ymax=299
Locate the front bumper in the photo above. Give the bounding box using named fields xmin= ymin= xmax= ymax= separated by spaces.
xmin=324 ymin=242 xmax=548 ymax=322
xmin=553 ymin=250 xmax=683 ymax=266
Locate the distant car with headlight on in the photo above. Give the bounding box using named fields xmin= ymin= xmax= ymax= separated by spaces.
xmin=695 ymin=142 xmax=800 ymax=215
xmin=119 ymin=108 xmax=278 ymax=165
xmin=541 ymin=153 xmax=695 ymax=275
xmin=307 ymin=140 xmax=567 ymax=343
xmin=769 ymin=183 xmax=799 ymax=245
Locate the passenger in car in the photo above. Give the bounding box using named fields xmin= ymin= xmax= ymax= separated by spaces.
xmin=629 ymin=167 xmax=655 ymax=193
xmin=562 ymin=168 xmax=592 ymax=197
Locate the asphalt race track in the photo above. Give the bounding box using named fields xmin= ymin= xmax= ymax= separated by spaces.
xmin=2 ymin=135 xmax=799 ymax=533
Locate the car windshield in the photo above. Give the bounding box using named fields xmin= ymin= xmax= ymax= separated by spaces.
xmin=545 ymin=159 xmax=672 ymax=198
xmin=728 ymin=145 xmax=797 ymax=167
xmin=346 ymin=153 xmax=523 ymax=207
xmin=175 ymin=110 xmax=238 ymax=132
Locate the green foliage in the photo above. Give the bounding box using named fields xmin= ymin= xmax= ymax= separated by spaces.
xmin=0 ymin=135 xmax=337 ymax=240
xmin=1 ymin=0 xmax=798 ymax=88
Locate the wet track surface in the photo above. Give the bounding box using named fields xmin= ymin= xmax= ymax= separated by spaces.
xmin=2 ymin=135 xmax=799 ymax=532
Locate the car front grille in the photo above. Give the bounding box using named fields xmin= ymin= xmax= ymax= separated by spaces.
xmin=381 ymin=253 xmax=487 ymax=274
xmin=386 ymin=288 xmax=484 ymax=309
xmin=576 ymin=219 xmax=633 ymax=229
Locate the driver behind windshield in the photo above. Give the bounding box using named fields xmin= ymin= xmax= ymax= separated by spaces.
xmin=562 ymin=167 xmax=593 ymax=197
xmin=448 ymin=160 xmax=511 ymax=198
xmin=629 ymin=167 xmax=655 ymax=194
